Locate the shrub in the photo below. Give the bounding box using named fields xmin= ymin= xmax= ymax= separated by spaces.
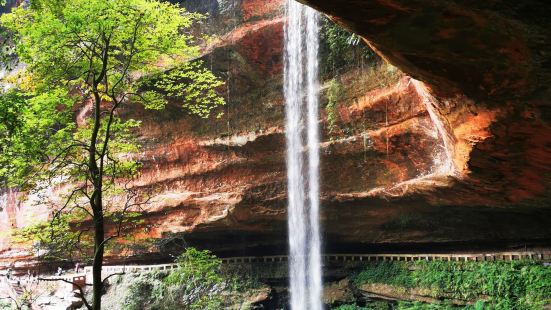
xmin=114 ymin=248 xmax=259 ymax=310
xmin=354 ymin=261 xmax=414 ymax=287
xmin=157 ymin=248 xmax=224 ymax=309
xmin=352 ymin=260 xmax=551 ymax=310
xmin=333 ymin=305 xmax=370 ymax=310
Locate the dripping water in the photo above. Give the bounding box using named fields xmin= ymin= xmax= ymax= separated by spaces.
xmin=411 ymin=79 xmax=456 ymax=175
xmin=284 ymin=1 xmax=323 ymax=309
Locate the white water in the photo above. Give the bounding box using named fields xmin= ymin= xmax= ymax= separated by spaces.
xmin=284 ymin=1 xmax=323 ymax=309
xmin=411 ymin=79 xmax=456 ymax=175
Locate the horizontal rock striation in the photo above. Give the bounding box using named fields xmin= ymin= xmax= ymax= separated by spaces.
xmin=1 ymin=0 xmax=550 ymax=266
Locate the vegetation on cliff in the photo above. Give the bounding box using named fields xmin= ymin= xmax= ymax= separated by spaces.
xmin=102 ymin=248 xmax=262 ymax=310
xmin=320 ymin=17 xmax=375 ymax=76
xmin=325 ymin=78 xmax=343 ymax=136
xmin=335 ymin=260 xmax=551 ymax=310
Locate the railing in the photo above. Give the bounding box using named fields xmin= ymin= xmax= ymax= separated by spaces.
xmin=220 ymin=251 xmax=551 ymax=264
xmin=34 ymin=273 xmax=87 ymax=295
xmin=29 ymin=251 xmax=551 ymax=287
xmin=83 ymin=263 xmax=179 ymax=276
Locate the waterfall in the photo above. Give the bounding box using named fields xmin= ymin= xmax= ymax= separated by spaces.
xmin=284 ymin=1 xmax=322 ymax=309
xmin=411 ymin=79 xmax=457 ymax=175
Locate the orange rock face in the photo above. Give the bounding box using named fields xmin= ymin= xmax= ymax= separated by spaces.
xmin=236 ymin=19 xmax=284 ymax=77
xmin=242 ymin=0 xmax=283 ymax=21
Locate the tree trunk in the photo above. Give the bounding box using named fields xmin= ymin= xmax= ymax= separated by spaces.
xmin=91 ymin=190 xmax=104 ymax=310
xmin=90 ymin=88 xmax=104 ymax=310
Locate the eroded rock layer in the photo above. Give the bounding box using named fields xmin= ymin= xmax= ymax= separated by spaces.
xmin=300 ymin=0 xmax=551 ymax=207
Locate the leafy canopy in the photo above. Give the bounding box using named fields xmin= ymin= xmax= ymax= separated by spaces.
xmin=3 ymin=0 xmax=199 ymax=91
xmin=0 ymin=0 xmax=224 ymax=188
xmin=0 ymin=89 xmax=73 ymax=186
xmin=0 ymin=0 xmax=225 ymax=267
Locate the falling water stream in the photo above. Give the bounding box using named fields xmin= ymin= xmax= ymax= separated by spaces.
xmin=411 ymin=79 xmax=456 ymax=175
xmin=284 ymin=1 xmax=322 ymax=309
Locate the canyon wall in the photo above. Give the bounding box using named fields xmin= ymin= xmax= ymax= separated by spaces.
xmin=1 ymin=0 xmax=550 ymax=267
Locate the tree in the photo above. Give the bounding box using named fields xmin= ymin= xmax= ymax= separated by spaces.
xmin=0 ymin=0 xmax=224 ymax=309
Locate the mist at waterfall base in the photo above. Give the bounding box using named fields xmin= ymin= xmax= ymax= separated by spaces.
xmin=284 ymin=1 xmax=323 ymax=309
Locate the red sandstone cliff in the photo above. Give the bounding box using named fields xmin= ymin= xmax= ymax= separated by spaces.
xmin=1 ymin=0 xmax=550 ymax=266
